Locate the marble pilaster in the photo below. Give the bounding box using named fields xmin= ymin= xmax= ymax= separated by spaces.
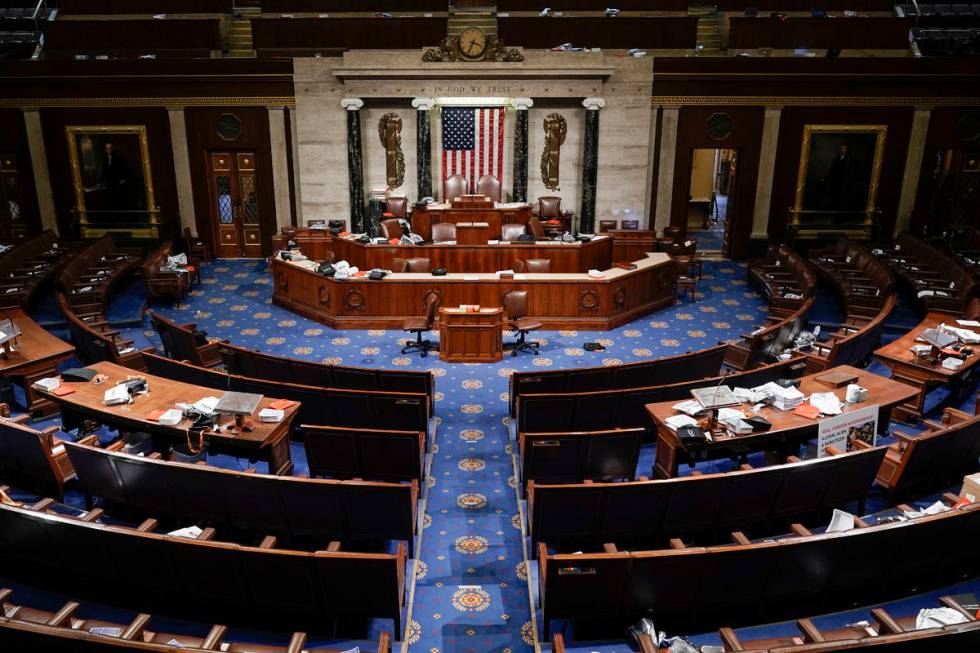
xmin=23 ymin=109 xmax=58 ymax=234
xmin=654 ymin=106 xmax=679 ymax=233
xmin=751 ymin=106 xmax=782 ymax=239
xmin=511 ymin=97 xmax=533 ymax=203
xmin=579 ymin=97 xmax=605 ymax=234
xmin=412 ymin=97 xmax=434 ymax=201
xmin=268 ymin=107 xmax=293 ymax=231
xmin=167 ymin=108 xmax=197 ymax=235
xmin=895 ymin=107 xmax=932 ymax=236
xmin=342 ymin=98 xmax=366 ymax=232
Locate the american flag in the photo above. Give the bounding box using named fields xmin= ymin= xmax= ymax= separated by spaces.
xmin=441 ymin=106 xmax=505 ymax=197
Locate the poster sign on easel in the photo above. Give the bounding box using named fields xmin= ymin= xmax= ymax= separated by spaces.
xmin=817 ymin=404 xmax=879 ymax=457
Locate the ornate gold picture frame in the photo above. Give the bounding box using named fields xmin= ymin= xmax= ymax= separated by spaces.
xmin=66 ymin=125 xmax=159 ymax=238
xmin=792 ymin=124 xmax=887 ymax=235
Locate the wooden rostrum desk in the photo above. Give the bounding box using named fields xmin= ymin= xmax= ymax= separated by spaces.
xmin=271 ymin=252 xmax=675 ymax=331
xmin=280 ymin=230 xmax=615 ymax=274
xmin=439 ymin=307 xmax=504 ymax=363
xmin=410 ymin=197 xmax=532 ymax=241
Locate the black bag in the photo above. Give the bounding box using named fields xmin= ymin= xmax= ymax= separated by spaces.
xmin=744 ymin=415 xmax=772 ymax=432
xmin=517 ymin=234 xmax=535 ymax=242
xmin=193 ymin=329 xmax=209 ymax=346
xmin=583 ymin=342 xmax=605 ymax=351
xmin=432 ymin=268 xmax=447 ymax=276
xmin=677 ymin=425 xmax=707 ymax=445
xmin=317 ymin=262 xmax=336 ymax=277
xmin=368 ymin=269 xmax=387 ymax=280
xmin=61 ymin=368 xmax=97 ymax=382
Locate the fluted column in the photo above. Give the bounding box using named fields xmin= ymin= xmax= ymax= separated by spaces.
xmin=579 ymin=97 xmax=605 ymax=234
xmin=23 ymin=109 xmax=58 ymax=234
xmin=751 ymin=106 xmax=782 ymax=239
xmin=511 ymin=97 xmax=533 ymax=203
xmin=654 ymin=105 xmax=680 ymax=233
xmin=341 ymin=98 xmax=365 ymax=232
xmin=895 ymin=107 xmax=932 ymax=236
xmin=412 ymin=97 xmax=434 ymax=201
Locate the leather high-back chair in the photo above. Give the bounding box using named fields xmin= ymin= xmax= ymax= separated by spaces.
xmin=401 ymin=291 xmax=439 ymax=357
xmin=526 ymin=258 xmax=551 ymax=273
xmin=385 ymin=197 xmax=408 ymax=219
xmin=663 ymin=225 xmax=682 ymax=240
xmin=444 ymin=175 xmax=468 ymax=201
xmin=503 ymin=290 xmax=543 ymax=356
xmin=380 ymin=219 xmax=404 ymax=240
xmin=538 ymin=196 xmax=562 ymax=218
xmin=501 ymin=224 xmax=526 ymax=242
xmin=404 ymin=257 xmax=431 ymax=273
xmin=431 ymin=223 xmax=457 ymax=243
xmin=527 ymin=217 xmax=546 ymax=240
xmin=476 ymin=175 xmax=502 ymax=203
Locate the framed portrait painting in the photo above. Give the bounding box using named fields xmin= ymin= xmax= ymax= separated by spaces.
xmin=66 ymin=125 xmax=159 ymax=238
xmin=792 ymin=124 xmax=887 ymax=234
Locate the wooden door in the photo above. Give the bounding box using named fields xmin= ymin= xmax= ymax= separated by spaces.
xmin=208 ymin=151 xmax=263 ymax=258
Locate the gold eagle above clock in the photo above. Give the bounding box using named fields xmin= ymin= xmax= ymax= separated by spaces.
xmin=422 ymin=26 xmax=523 ymax=62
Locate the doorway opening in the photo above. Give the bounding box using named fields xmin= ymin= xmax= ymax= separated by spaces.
xmin=207 ymin=150 xmax=263 ymax=258
xmin=687 ymin=148 xmax=736 ymax=256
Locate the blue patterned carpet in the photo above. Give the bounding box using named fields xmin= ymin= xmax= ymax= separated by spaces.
xmin=130 ymin=258 xmax=767 ymax=653
xmin=8 ymin=256 xmax=978 ymax=653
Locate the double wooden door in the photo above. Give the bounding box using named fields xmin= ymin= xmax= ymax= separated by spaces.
xmin=208 ymin=151 xmax=262 ymax=258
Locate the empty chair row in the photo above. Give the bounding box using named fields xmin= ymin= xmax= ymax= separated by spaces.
xmin=0 ymin=587 xmax=393 ymax=652
xmin=874 ymin=232 xmax=976 ymax=314
xmin=0 ymin=499 xmax=407 ymax=634
xmin=0 ymin=230 xmax=77 ymax=309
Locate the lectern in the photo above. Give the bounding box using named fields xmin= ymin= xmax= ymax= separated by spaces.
xmin=438 ymin=307 xmax=504 ymax=363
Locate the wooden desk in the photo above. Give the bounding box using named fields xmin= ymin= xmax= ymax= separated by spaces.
xmin=272 ymin=252 xmax=674 ymax=330
xmin=411 ymin=201 xmax=531 ymax=241
xmin=287 ymin=231 xmax=614 ymax=274
xmin=0 ymin=308 xmax=75 ymax=417
xmin=35 ymin=362 xmax=298 ymax=475
xmin=874 ymin=312 xmax=980 ymax=419
xmin=438 ymin=307 xmax=503 ymax=363
xmin=646 ymin=365 xmax=918 ymax=478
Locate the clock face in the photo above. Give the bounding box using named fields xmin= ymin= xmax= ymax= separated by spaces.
xmin=458 ymin=27 xmax=488 ymax=59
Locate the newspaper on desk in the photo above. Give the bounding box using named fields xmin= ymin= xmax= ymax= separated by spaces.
xmin=941 ymin=324 xmax=980 ymax=344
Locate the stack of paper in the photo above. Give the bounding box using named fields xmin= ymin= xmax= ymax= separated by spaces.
xmin=103 ymin=384 xmax=130 ymax=406
xmin=827 ymin=509 xmax=855 ymax=533
xmin=671 ymin=399 xmax=704 ymax=416
xmin=168 ymin=525 xmax=204 ymax=539
xmin=734 ymin=386 xmax=768 ymax=403
xmin=159 ymin=409 xmax=184 ymax=426
xmin=193 ymin=396 xmax=220 ymax=415
xmin=35 ymin=377 xmax=61 ymax=391
xmin=809 ymin=392 xmax=843 ymax=416
xmin=768 ymin=383 xmax=804 ymax=411
xmin=664 ymin=414 xmax=698 ymax=431
xmin=258 ymin=408 xmax=284 ymax=423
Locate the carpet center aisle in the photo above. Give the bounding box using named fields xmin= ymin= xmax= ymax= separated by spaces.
xmin=142 ymin=259 xmax=769 ymax=653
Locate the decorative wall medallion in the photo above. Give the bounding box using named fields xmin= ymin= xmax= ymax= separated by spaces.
xmin=578 ymin=289 xmax=601 ymax=311
xmin=377 ymin=113 xmax=405 ymax=190
xmin=276 ymin=272 xmax=288 ymax=291
xmin=613 ymin=286 xmax=627 ymax=309
xmin=422 ymin=34 xmax=523 ymax=62
xmin=344 ymin=287 xmax=366 ymax=311
xmin=706 ymin=112 xmax=734 ymax=141
xmin=216 ymin=113 xmax=242 ymax=141
xmin=541 ymin=113 xmax=567 ymax=191
xmin=317 ymin=286 xmax=330 ymax=306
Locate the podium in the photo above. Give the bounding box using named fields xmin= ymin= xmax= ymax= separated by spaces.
xmin=438 ymin=307 xmax=503 ymax=363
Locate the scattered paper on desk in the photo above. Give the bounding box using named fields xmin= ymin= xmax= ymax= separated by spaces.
xmin=193 ymin=396 xmax=220 ymax=415
xmin=957 ymin=319 xmax=980 ymax=328
xmin=943 ymin=357 xmax=964 ymax=371
xmin=734 ymin=386 xmax=768 ymax=403
xmin=827 ymin=509 xmax=855 ymax=533
xmin=792 ymin=404 xmax=821 ymax=420
xmin=664 ymin=414 xmax=698 ymax=431
xmin=810 ymin=392 xmax=843 ymax=415
xmin=463 ymin=276 xmax=480 ymax=281
xmin=717 ymin=407 xmax=746 ymax=421
xmin=117 ymin=346 xmax=135 ymax=355
xmin=903 ymin=500 xmax=948 ymax=519
xmin=258 ymin=408 xmax=284 ymax=423
xmin=916 ymin=607 xmax=969 ymax=630
xmin=103 ymin=384 xmax=130 ymax=406
xmin=159 ymin=409 xmax=184 ymax=426
xmin=35 ymin=377 xmax=61 ymax=391
xmin=340 ymin=647 xmax=361 ymax=653
xmin=671 ymin=399 xmax=704 ymax=416
xmin=90 ymin=627 xmax=124 ymax=637
xmin=168 ymin=525 xmax=204 ymax=539
xmin=513 ymin=274 xmax=526 ymax=280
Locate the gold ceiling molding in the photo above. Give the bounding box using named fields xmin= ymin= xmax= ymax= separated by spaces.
xmin=652 ymin=96 xmax=980 ymax=107
xmin=0 ymin=96 xmax=296 ymax=109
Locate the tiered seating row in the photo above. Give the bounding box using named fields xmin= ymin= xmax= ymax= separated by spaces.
xmin=0 ymin=230 xmax=77 ymax=309
xmin=874 ymin=232 xmax=976 ymax=314
xmin=0 ymin=500 xmax=407 ymax=633
xmin=0 ymin=587 xmax=393 ymax=653
xmin=539 ymin=497 xmax=980 ymax=636
xmin=747 ymin=245 xmax=816 ymax=314
xmin=808 ymin=236 xmax=895 ymax=318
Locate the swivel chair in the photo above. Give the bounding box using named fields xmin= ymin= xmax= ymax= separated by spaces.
xmin=503 ymin=290 xmax=543 ymax=356
xmin=402 ymin=292 xmax=439 ymax=357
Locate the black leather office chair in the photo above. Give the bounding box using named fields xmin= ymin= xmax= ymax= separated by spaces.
xmin=503 ymin=290 xmax=542 ymax=356
xmin=402 ymin=292 xmax=439 ymax=357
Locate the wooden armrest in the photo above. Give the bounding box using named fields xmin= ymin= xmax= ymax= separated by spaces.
xmin=797 ymin=618 xmax=826 ymax=643
xmin=850 ymin=439 xmax=873 ymax=450
xmin=824 ymin=446 xmax=842 ymax=456
xmin=738 ymin=463 xmax=754 ymax=471
xmin=942 ymin=407 xmax=973 ymax=425
xmin=194 ymin=460 xmax=208 ymax=466
xmin=922 ymin=419 xmax=948 ymax=432
xmin=637 ymin=475 xmax=649 ymax=481
xmin=731 ymin=531 xmax=751 ymax=545
xmin=789 ymin=523 xmax=812 ymax=537
xmin=201 ymin=625 xmax=228 ymax=650
xmin=669 ymin=538 xmax=687 ymax=550
xmin=136 ymin=518 xmax=158 ymax=532
xmin=46 ymin=601 xmax=80 ymax=627
xmin=198 ymin=527 xmax=216 ymax=541
xmin=602 ymin=543 xmax=618 ymax=553
xmin=4 ymin=414 xmax=30 ymax=424
xmin=786 ymin=455 xmax=802 ymax=463
xmin=939 ymin=596 xmax=977 ymax=621
xmin=719 ymin=627 xmax=744 ymax=651
xmin=106 ymin=441 xmax=126 ymax=452
xmin=147 ymin=452 xmax=162 ymax=460
xmin=242 ymin=467 xmax=257 ymax=474
xmin=77 ymin=435 xmax=101 ymax=446
xmin=121 ymin=613 xmax=152 ymax=640
xmin=689 ymin=470 xmax=704 ymax=477
xmin=943 ymin=492 xmax=962 ymax=505
xmin=853 ymin=517 xmax=870 ymax=528
xmin=872 ymin=608 xmax=904 ymax=634
xmin=0 ymin=588 xmax=12 ymax=611
xmin=80 ymin=508 xmax=104 ymax=522
xmin=285 ymin=633 xmax=307 ymax=653
xmin=30 ymin=498 xmax=55 ymax=512
xmin=259 ymin=535 xmax=278 ymax=549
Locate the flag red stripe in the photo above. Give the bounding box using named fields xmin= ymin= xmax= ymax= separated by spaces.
xmin=496 ymin=108 xmax=505 ymax=182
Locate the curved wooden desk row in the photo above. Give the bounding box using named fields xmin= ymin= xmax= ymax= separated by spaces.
xmin=271 ymin=252 xmax=675 ymax=331
xmin=538 ymin=498 xmax=980 ymax=636
xmin=550 ymin=598 xmax=980 ymax=653
xmin=0 ymin=308 xmax=75 ymax=417
xmin=410 ymin=201 xmax=532 ymax=242
xmin=0 ymin=501 xmax=407 ymax=634
xmin=284 ymin=231 xmax=614 ymax=274
xmin=0 ymin=587 xmax=392 ymax=653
